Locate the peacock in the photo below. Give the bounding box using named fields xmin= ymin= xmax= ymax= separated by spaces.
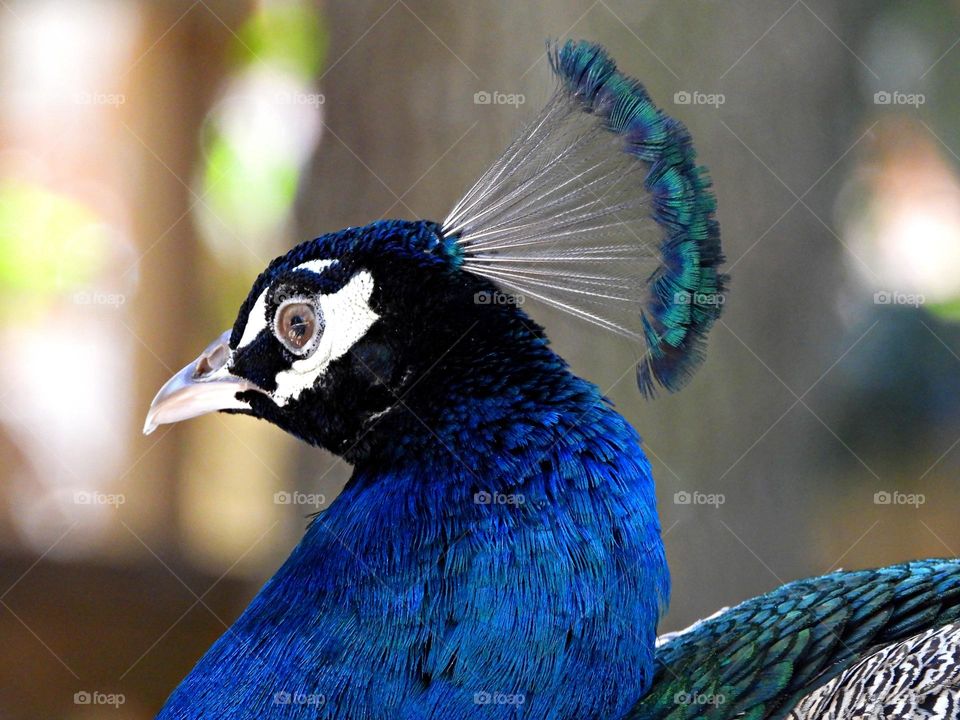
xmin=143 ymin=39 xmax=960 ymax=720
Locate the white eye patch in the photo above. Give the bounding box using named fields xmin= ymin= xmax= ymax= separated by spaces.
xmin=272 ymin=269 xmax=380 ymax=406
xmin=236 ymin=259 xmax=337 ymax=350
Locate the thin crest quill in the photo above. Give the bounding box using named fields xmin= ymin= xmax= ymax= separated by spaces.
xmin=442 ymin=39 xmax=726 ymax=396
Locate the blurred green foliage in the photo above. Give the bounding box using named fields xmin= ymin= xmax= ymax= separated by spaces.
xmin=0 ymin=182 xmax=107 ymax=303
xmin=233 ymin=2 xmax=328 ymax=77
xmin=199 ymin=2 xmax=327 ymax=270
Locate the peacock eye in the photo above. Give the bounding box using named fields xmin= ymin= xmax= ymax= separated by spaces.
xmin=274 ymin=300 xmax=321 ymax=355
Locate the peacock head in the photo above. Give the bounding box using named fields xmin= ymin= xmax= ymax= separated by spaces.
xmin=143 ymin=219 xmax=544 ymax=462
xmin=144 ymin=39 xmax=727 ymax=464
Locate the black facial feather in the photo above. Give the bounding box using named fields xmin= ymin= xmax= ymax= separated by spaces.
xmin=226 ymin=219 xmax=557 ymax=465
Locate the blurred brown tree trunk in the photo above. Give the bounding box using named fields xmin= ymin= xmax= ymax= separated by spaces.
xmin=129 ymin=1 xmax=245 ymax=556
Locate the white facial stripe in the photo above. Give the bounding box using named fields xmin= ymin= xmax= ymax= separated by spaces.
xmin=237 ymin=289 xmax=268 ymax=349
xmin=296 ymin=259 xmax=337 ymax=275
xmin=273 ymin=270 xmax=379 ymax=406
xmin=236 ymin=259 xmax=337 ymax=350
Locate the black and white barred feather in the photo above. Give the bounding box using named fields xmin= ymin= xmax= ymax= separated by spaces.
xmin=788 ymin=622 xmax=960 ymax=720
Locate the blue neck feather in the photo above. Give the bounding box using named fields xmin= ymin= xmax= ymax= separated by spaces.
xmin=159 ymin=324 xmax=668 ymax=719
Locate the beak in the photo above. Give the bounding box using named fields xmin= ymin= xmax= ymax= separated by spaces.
xmin=143 ymin=330 xmax=263 ymax=435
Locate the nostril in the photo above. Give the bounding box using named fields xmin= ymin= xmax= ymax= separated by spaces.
xmin=194 ymin=356 xmax=213 ymax=377
xmin=195 ymin=343 xmax=230 ymax=378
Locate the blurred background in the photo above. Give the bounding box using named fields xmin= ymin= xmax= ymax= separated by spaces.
xmin=1 ymin=0 xmax=959 ymax=716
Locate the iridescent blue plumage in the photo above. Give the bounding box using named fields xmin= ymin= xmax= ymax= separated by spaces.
xmin=161 ymin=218 xmax=669 ymax=719
xmin=146 ymin=39 xmax=960 ymax=720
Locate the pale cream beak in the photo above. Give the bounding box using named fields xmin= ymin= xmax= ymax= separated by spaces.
xmin=143 ymin=330 xmax=263 ymax=435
